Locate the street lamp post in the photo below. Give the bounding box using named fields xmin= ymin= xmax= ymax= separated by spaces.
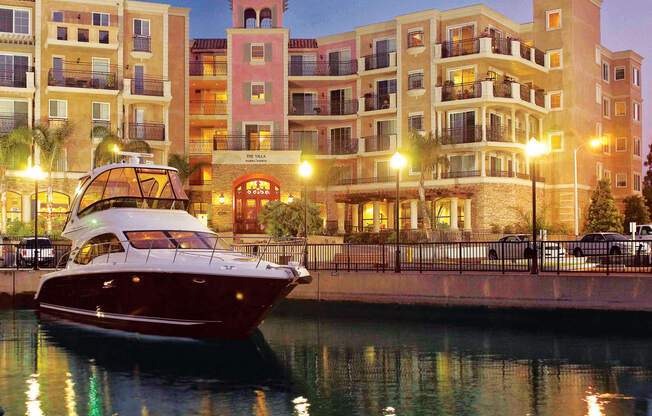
xmin=298 ymin=160 xmax=312 ymax=266
xmin=390 ymin=151 xmax=406 ymax=273
xmin=25 ymin=164 xmax=45 ymax=271
xmin=526 ymin=137 xmax=545 ymax=275
xmin=573 ymin=138 xmax=601 ymax=237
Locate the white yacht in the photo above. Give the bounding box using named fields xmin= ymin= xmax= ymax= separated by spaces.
xmin=36 ymin=153 xmax=311 ymax=339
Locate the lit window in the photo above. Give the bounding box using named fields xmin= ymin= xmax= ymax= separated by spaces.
xmin=546 ymin=9 xmax=561 ymax=30
xmin=633 ymin=67 xmax=640 ymax=86
xmin=549 ymin=50 xmax=561 ymax=68
xmin=549 ymin=92 xmax=562 ymax=110
xmin=49 ymin=99 xmax=67 ymax=119
xmin=614 ymin=66 xmax=625 ymax=81
xmin=251 ymin=44 xmax=264 ymax=61
xmin=616 ymin=173 xmax=627 ymax=188
xmin=549 ymin=133 xmax=562 ymax=151
xmin=602 ymin=97 xmax=610 ymax=118
xmin=602 ymin=136 xmax=610 ymax=154
xmin=614 ymin=101 xmax=626 ymax=116
xmin=251 ymin=82 xmax=265 ymax=101
xmin=602 ymin=62 xmax=609 ymax=82
xmin=407 ymin=30 xmax=423 ymax=48
xmin=616 ymin=137 xmax=626 ymax=152
xmin=633 ymin=102 xmax=641 ymax=121
xmin=634 ymin=174 xmax=641 ymax=192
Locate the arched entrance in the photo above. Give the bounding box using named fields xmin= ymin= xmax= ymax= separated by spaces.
xmin=233 ymin=175 xmax=280 ymax=234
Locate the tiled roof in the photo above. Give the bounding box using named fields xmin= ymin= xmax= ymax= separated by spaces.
xmin=192 ymin=39 xmax=227 ymax=50
xmin=289 ymin=38 xmax=318 ymax=49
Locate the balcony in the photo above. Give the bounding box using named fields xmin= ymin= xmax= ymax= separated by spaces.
xmin=359 ymin=93 xmax=396 ymax=113
xmin=128 ymin=78 xmax=164 ymax=96
xmin=336 ymin=176 xmax=395 ymax=186
xmin=189 ymin=139 xmax=213 ymax=154
xmin=47 ymin=69 xmax=118 ymax=93
xmin=441 ymin=170 xmax=481 ymax=179
xmin=213 ymin=135 xmax=290 ymax=151
xmin=189 ymin=100 xmax=228 ymax=116
xmin=440 ymin=38 xmax=480 ymax=58
xmin=438 ymin=126 xmax=482 ymax=144
xmin=487 ymin=170 xmax=545 ymax=182
xmin=189 ymin=61 xmax=228 ymax=77
xmin=288 ymin=61 xmax=357 ymax=77
xmin=0 ymin=113 xmax=27 ymax=134
xmin=133 ymin=36 xmax=151 ymax=52
xmin=45 ymin=14 xmax=119 ymax=49
xmin=441 ymin=81 xmax=482 ymax=101
xmin=91 ymin=120 xmax=110 ymax=138
xmin=434 ymin=79 xmax=547 ymax=113
xmin=128 ymin=123 xmax=165 ymax=141
xmin=288 ymin=134 xmax=359 ymax=156
xmin=0 ymin=67 xmax=34 ymax=88
xmin=288 ymin=99 xmax=358 ymax=117
xmin=359 ymin=52 xmax=397 ymax=72
xmin=363 ymin=135 xmax=395 ymax=153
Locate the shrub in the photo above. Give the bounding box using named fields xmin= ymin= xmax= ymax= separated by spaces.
xmin=257 ymin=199 xmax=323 ymax=237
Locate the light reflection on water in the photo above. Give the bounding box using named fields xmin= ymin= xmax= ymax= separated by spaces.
xmin=1 ymin=308 xmax=652 ymax=415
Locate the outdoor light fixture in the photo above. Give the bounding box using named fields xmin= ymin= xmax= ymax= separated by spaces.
xmin=390 ymin=152 xmax=407 ymax=273
xmin=526 ymin=137 xmax=545 ymax=274
xmin=298 ymin=160 xmax=312 ymax=178
xmin=218 ymin=193 xmax=225 ymax=204
xmin=573 ymin=138 xmax=602 ymax=236
xmin=288 ymin=194 xmax=294 ymax=203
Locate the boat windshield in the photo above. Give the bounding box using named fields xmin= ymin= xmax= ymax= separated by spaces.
xmin=77 ymin=167 xmax=188 ymax=218
xmin=125 ymin=231 xmax=226 ymax=250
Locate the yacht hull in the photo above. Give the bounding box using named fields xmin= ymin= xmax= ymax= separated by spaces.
xmin=36 ymin=271 xmax=298 ymax=339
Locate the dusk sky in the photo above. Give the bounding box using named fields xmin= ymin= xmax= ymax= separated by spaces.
xmin=160 ymin=0 xmax=651 ymax=146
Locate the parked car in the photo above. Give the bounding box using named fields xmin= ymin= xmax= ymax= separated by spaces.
xmin=487 ymin=234 xmax=566 ymax=260
xmin=17 ymin=237 xmax=56 ymax=268
xmin=635 ymin=224 xmax=652 ymax=241
xmin=567 ymin=232 xmax=651 ymax=257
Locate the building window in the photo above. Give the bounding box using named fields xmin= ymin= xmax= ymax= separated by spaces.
xmin=407 ymin=30 xmax=423 ymax=48
xmin=407 ymin=72 xmax=424 ymax=90
xmin=616 ymin=137 xmax=627 ymax=152
xmin=549 ymin=132 xmax=563 ymax=151
xmin=634 ymin=138 xmax=641 ymax=157
xmin=602 ymin=62 xmax=609 ymax=82
xmin=602 ymin=136 xmax=610 ymax=154
xmin=408 ymin=114 xmax=423 ymax=131
xmin=49 ymin=99 xmax=67 ymax=119
xmin=99 ymin=30 xmax=109 ymax=44
xmin=57 ymin=26 xmax=67 ymax=41
xmin=92 ymin=12 xmax=109 ymax=26
xmin=251 ymin=44 xmax=264 ymax=62
xmin=92 ymin=102 xmax=109 ymax=121
xmin=251 ymin=82 xmax=265 ymax=102
xmin=78 ymin=28 xmax=89 ymax=42
xmin=633 ymin=67 xmax=640 ymax=86
xmin=616 ymin=173 xmax=627 ymax=188
xmin=634 ymin=174 xmax=641 ymax=192
xmin=546 ymin=9 xmax=561 ymax=30
xmin=0 ymin=8 xmax=29 ymax=34
xmin=614 ymin=101 xmax=626 ymax=116
xmin=633 ymin=102 xmax=641 ymax=121
xmin=602 ymin=97 xmax=610 ymax=118
xmin=549 ymin=91 xmax=562 ymax=110
xmin=615 ymin=66 xmax=625 ymax=81
xmin=376 ymin=160 xmax=390 ymax=180
xmin=596 ymin=162 xmax=603 ymax=180
xmin=548 ymin=50 xmax=562 ymax=69
xmin=52 ymin=11 xmax=63 ymax=22
xmin=595 ymin=84 xmax=601 ymax=104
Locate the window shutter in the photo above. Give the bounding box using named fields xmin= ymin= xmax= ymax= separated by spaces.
xmin=264 ymin=43 xmax=272 ymax=61
xmin=265 ymin=82 xmax=272 ymax=102
xmin=271 ymin=6 xmax=277 ymax=27
xmin=243 ymin=82 xmax=251 ymax=101
xmin=237 ymin=6 xmax=244 ymax=27
xmin=243 ymin=42 xmax=250 ymax=62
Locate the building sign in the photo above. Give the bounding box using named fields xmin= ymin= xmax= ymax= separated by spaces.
xmin=213 ymin=151 xmax=301 ymax=165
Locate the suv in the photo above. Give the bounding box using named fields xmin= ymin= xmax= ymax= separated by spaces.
xmin=568 ymin=232 xmax=650 ymax=257
xmin=17 ymin=237 xmax=56 ymax=268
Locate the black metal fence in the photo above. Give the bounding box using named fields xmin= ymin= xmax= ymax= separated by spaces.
xmin=0 ymin=243 xmax=70 ymax=269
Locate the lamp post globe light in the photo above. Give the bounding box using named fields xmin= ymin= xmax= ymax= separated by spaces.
xmin=298 ymin=160 xmax=312 ymax=266
xmin=390 ymin=151 xmax=407 ymax=273
xmin=526 ymin=137 xmax=545 ymax=275
xmin=25 ymin=164 xmax=45 ymax=270
xmin=573 ymin=138 xmax=602 ymax=237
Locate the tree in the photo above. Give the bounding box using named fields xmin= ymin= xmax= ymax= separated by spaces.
xmin=257 ymin=199 xmax=322 ymax=237
xmin=0 ymin=129 xmax=30 ymax=235
xmin=91 ymin=125 xmax=151 ymax=167
xmin=403 ymin=130 xmax=449 ymax=241
xmin=167 ymin=153 xmax=210 ymax=186
xmin=622 ymin=194 xmax=650 ymax=231
xmin=643 ymin=143 xmax=652 ymax=214
xmin=584 ymin=178 xmax=624 ymax=233
xmin=311 ymin=158 xmax=344 ymax=231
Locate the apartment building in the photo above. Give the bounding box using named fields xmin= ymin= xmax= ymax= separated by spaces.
xmin=1 ymin=0 xmax=188 ymax=229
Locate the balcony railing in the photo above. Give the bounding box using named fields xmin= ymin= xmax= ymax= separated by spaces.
xmin=48 ymin=69 xmax=118 ymax=90
xmin=128 ymin=123 xmax=165 ymax=141
xmin=407 ymin=73 xmax=424 ymax=90
xmin=491 ymin=37 xmax=511 ymax=55
xmin=363 ymin=135 xmax=392 ymax=152
xmin=441 ymin=170 xmax=481 ymax=179
xmin=363 ymin=52 xmax=396 ymax=71
xmin=130 ymin=78 xmax=164 ymax=96
xmin=133 ymin=36 xmax=151 ymax=52
xmin=289 ymin=135 xmax=359 ymax=155
xmin=535 ymin=89 xmax=545 ymax=108
xmin=361 ymin=94 xmax=394 ymax=112
xmin=336 ymin=176 xmax=395 ymax=186
xmin=330 ymin=139 xmax=358 ymax=155
xmin=0 ymin=113 xmax=27 ymax=134
xmin=213 ymin=135 xmax=289 ymax=151
xmin=441 ymin=38 xmax=479 ymax=58
xmin=189 ymin=100 xmax=228 ymax=115
xmin=441 ymin=81 xmax=481 ymax=101
xmin=493 ymin=80 xmax=512 ymax=98
xmin=91 ymin=120 xmax=110 ymax=138
xmin=486 ymin=126 xmax=511 ymax=143
xmin=0 ymin=67 xmax=32 ymax=88
xmin=519 ymin=83 xmax=530 ymax=102
xmin=439 ymin=126 xmax=482 ymax=144
xmin=515 ymin=128 xmax=527 ymax=144
xmin=189 ymin=61 xmax=228 ymax=76
xmin=289 ymin=99 xmax=358 ymax=116
xmin=288 ymin=61 xmax=357 ymax=76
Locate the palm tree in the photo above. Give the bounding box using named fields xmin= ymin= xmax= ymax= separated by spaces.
xmin=91 ymin=125 xmax=151 ymax=167
xmin=167 ymin=153 xmax=210 ymax=186
xmin=32 ymin=122 xmax=74 ymax=235
xmin=0 ymin=129 xmax=31 ymax=235
xmin=403 ymin=130 xmax=449 ymax=241
xmin=313 ymin=158 xmax=345 ymax=231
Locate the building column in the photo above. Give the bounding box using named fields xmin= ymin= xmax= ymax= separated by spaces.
xmin=387 ymin=201 xmax=394 ymax=230
xmin=512 ymin=152 xmax=517 ymax=175
xmin=450 ymin=197 xmax=459 ymax=230
xmin=511 ymin=107 xmax=516 ymax=142
xmin=481 ymin=105 xmax=487 ymax=142
xmin=410 ymin=199 xmax=418 ymax=230
xmin=337 ymin=202 xmax=346 ymax=234
xmin=525 ymin=113 xmax=530 ymax=142
xmin=480 ymin=151 xmax=486 ymax=176
xmin=373 ymin=201 xmax=380 ymax=233
xmin=351 ymin=204 xmax=359 ymax=232
xmin=22 ymin=194 xmax=30 ymax=222
xmin=437 ymin=111 xmax=443 ymax=137
xmin=464 ymin=198 xmax=472 ymax=231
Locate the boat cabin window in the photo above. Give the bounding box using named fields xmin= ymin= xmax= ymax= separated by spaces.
xmin=77 ymin=167 xmax=189 ymax=218
xmin=125 ymin=230 xmax=222 ymax=249
xmin=74 ymin=233 xmax=124 ymax=265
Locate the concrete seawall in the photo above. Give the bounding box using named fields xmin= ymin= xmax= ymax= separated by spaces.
xmin=2 ymin=269 xmax=652 ymax=312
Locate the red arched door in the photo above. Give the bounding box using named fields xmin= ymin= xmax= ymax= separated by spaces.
xmin=234 ymin=177 xmax=280 ymax=234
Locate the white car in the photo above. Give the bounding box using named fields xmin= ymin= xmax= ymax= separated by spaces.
xmin=487 ymin=234 xmax=566 ymax=260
